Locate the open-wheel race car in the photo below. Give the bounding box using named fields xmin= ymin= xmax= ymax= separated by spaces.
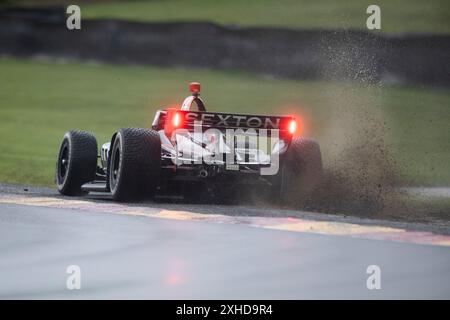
xmin=56 ymin=82 xmax=323 ymax=204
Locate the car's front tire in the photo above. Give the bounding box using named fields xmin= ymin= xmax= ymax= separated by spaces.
xmin=56 ymin=130 xmax=98 ymax=195
xmin=109 ymin=128 xmax=161 ymax=201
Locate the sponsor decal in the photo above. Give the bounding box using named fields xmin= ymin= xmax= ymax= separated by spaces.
xmin=184 ymin=112 xmax=282 ymax=129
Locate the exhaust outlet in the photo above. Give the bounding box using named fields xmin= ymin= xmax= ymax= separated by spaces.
xmin=199 ymin=169 xmax=208 ymax=178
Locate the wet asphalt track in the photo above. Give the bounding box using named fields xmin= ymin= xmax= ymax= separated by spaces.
xmin=1 ymin=203 xmax=450 ymax=298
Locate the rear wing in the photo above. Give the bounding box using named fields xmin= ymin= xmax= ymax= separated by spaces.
xmin=153 ymin=109 xmax=297 ymax=138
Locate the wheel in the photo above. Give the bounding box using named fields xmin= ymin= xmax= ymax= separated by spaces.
xmin=277 ymin=137 xmax=323 ymax=206
xmin=109 ymin=128 xmax=161 ymax=201
xmin=56 ymin=130 xmax=98 ymax=195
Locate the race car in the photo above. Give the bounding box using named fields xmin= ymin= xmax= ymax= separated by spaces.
xmin=56 ymin=82 xmax=323 ymax=204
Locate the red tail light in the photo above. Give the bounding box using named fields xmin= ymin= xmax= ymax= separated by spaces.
xmin=288 ymin=119 xmax=297 ymax=135
xmin=173 ymin=112 xmax=181 ymax=128
xmin=164 ymin=108 xmax=183 ymax=139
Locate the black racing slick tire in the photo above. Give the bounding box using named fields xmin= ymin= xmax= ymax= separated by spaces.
xmin=108 ymin=128 xmax=161 ymax=202
xmin=56 ymin=130 xmax=98 ymax=196
xmin=278 ymin=137 xmax=323 ymax=206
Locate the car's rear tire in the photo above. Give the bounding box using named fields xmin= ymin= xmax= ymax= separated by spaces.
xmin=56 ymin=130 xmax=98 ymax=196
xmin=277 ymin=137 xmax=323 ymax=206
xmin=109 ymin=128 xmax=161 ymax=201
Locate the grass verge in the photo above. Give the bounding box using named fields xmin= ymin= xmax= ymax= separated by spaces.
xmin=4 ymin=0 xmax=450 ymax=34
xmin=0 ymin=57 xmax=449 ymax=188
xmin=82 ymin=0 xmax=450 ymax=34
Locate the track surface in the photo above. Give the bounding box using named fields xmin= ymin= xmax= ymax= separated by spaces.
xmin=0 ymin=184 xmax=449 ymax=299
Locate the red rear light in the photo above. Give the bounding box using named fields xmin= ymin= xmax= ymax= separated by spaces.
xmin=173 ymin=112 xmax=181 ymax=128
xmin=288 ymin=119 xmax=297 ymax=135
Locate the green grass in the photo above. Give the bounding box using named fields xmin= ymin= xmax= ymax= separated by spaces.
xmin=393 ymin=195 xmax=450 ymax=223
xmin=5 ymin=0 xmax=450 ymax=33
xmin=0 ymin=57 xmax=449 ymax=187
xmin=384 ymin=87 xmax=450 ymax=185
xmin=79 ymin=0 xmax=450 ymax=34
